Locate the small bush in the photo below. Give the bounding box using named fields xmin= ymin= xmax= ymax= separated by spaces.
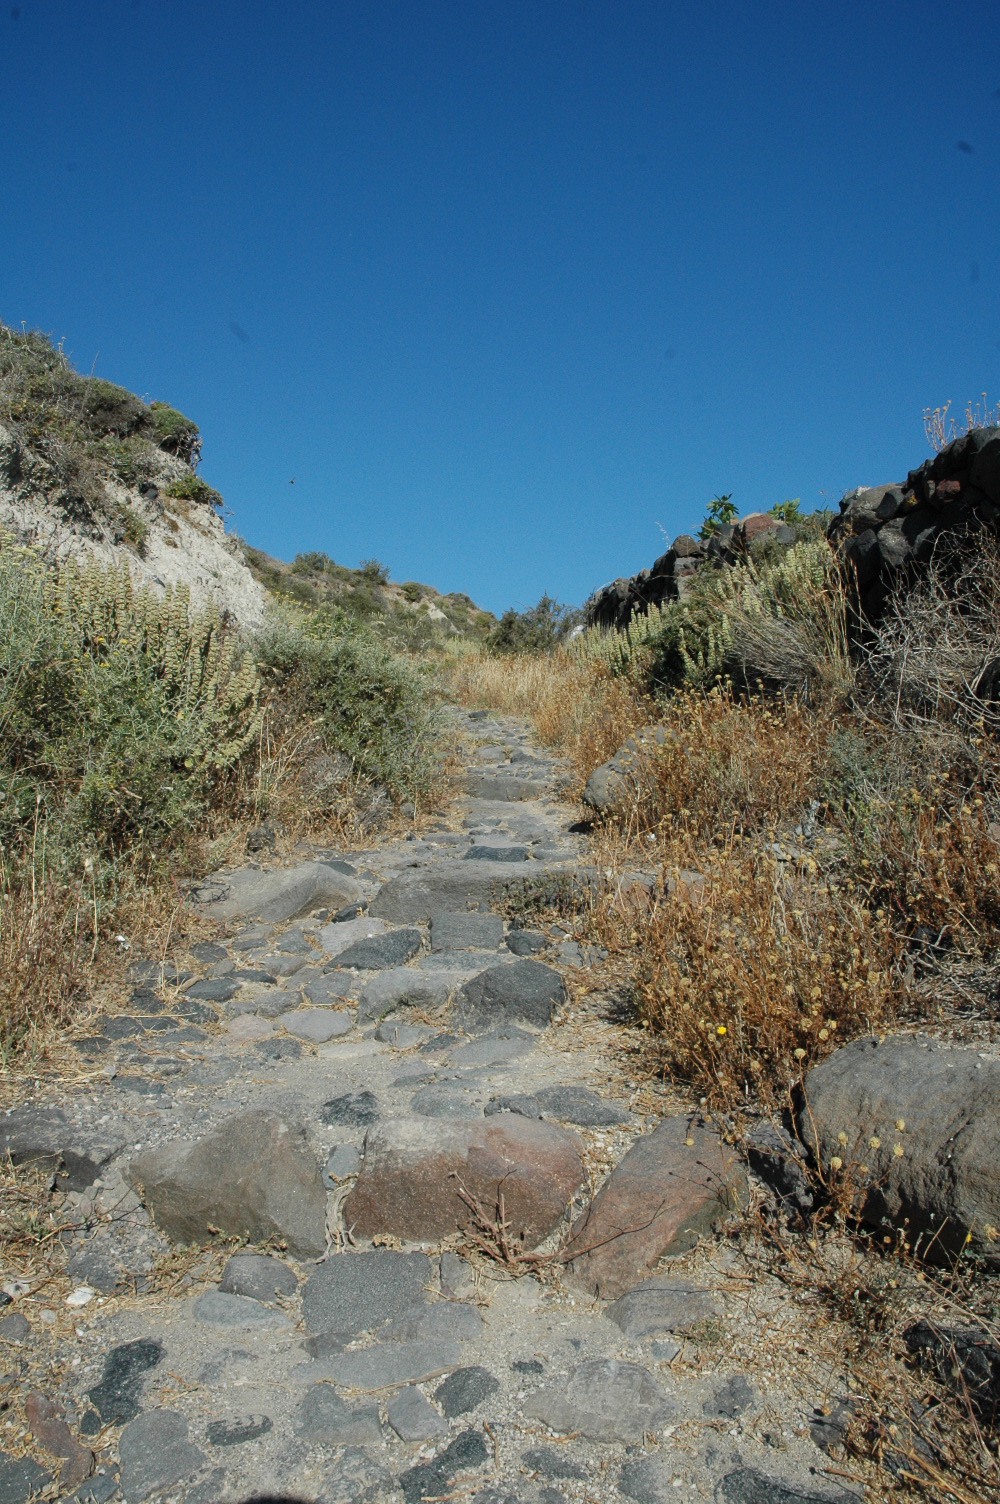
xmin=359 ymin=557 xmax=390 ymax=586
xmin=0 ymin=541 xmax=261 ymax=863
xmin=400 ymin=580 xmax=423 ymax=602
xmin=254 ymin=606 xmax=439 ymax=800
xmin=487 ymin=595 xmax=580 ymax=655
xmin=165 ymin=473 xmax=223 ymax=510
xmin=148 ymin=401 xmax=201 ymax=464
xmin=292 ymin=550 xmax=335 ymax=576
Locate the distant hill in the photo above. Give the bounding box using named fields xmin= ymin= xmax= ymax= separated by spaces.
xmin=241 ymin=546 xmax=496 ymax=643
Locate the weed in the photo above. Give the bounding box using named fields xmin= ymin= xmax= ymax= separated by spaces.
xmin=923 ymin=394 xmax=1000 ymax=453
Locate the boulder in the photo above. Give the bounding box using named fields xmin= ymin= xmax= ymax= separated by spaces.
xmin=328 ymin=927 xmax=422 ymax=970
xmin=0 ymin=1107 xmax=124 ymax=1192
xmin=188 ymin=861 xmax=360 ymax=923
xmin=127 ymin=1110 xmax=327 ymax=1258
xmin=564 ymin=1115 xmax=748 ymax=1298
xmin=451 ymin=959 xmax=565 ymax=1033
xmin=368 ymin=858 xmax=533 ymax=923
xmin=343 ymin=1115 xmax=585 ymax=1246
xmin=799 ymin=1034 xmax=1000 ymax=1259
xmin=604 ymin=1276 xmax=719 ymax=1338
xmin=582 ymin=725 xmax=671 ymax=815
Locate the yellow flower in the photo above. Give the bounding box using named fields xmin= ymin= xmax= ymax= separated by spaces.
xmin=893 ymin=1144 xmax=904 ymax=1158
xmin=830 ymin=1156 xmax=843 ymax=1171
xmin=868 ymin=1136 xmax=881 ymax=1149
xmin=837 ymin=1131 xmax=849 ymax=1146
xmin=895 ymin=1119 xmax=906 ymax=1132
xmin=794 ymin=1047 xmax=806 ymax=1061
xmin=716 ymin=1025 xmax=727 ymax=1036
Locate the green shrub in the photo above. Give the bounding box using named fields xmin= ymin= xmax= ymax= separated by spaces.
xmin=359 ymin=557 xmax=390 ymax=586
xmin=165 ymin=473 xmax=223 ymax=510
xmin=253 ymin=606 xmax=439 ymax=799
xmin=292 ymin=551 xmax=335 ymax=576
xmin=148 ymin=401 xmax=201 ymax=464
xmin=400 ymin=580 xmax=423 ymax=602
xmin=697 ymin=493 xmax=737 ymax=539
xmin=487 ymin=595 xmax=580 ymax=655
xmin=0 ymin=541 xmax=261 ymax=865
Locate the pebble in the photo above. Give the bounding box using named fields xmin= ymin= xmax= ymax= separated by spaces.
xmin=283 ymin=1007 xmax=355 ymax=1042
xmin=434 ymin=1364 xmax=500 ymax=1416
xmin=387 ymin=1385 xmax=449 ymax=1442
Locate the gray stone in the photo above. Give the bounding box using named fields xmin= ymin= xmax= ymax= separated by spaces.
xmin=415 ymin=951 xmax=486 ymax=972
xmin=357 ymin=968 xmax=454 ymax=1023
xmin=323 ymin=1144 xmax=361 ymax=1183
xmin=185 ymin=976 xmax=241 ymax=1002
xmin=117 ymin=1410 xmax=205 ymax=1502
xmin=329 ymin=927 xmax=422 ymax=970
xmin=464 ymin=844 xmax=529 ymax=862
xmin=205 ymin=1414 xmax=272 ymax=1447
xmin=464 ymin=772 xmax=545 ymax=801
xmin=301 ymin=1248 xmax=433 ymax=1336
xmin=88 ymin=1339 xmax=164 ymax=1425
xmin=369 ymin=858 xmax=531 ymax=924
xmin=283 ymin=1007 xmax=355 ymax=1042
xmin=411 ymin=1086 xmax=482 ymax=1119
xmin=799 ymin=1034 xmax=1000 ymax=1258
xmin=485 ymin=1094 xmax=542 ymax=1119
xmin=450 ymin=1029 xmax=536 ymax=1066
xmin=714 ymin=1469 xmax=848 ymax=1504
xmin=505 ymin=929 xmax=546 ymax=956
xmin=219 ymin=1252 xmax=297 ymax=1303
xmin=434 ymin=1365 xmax=499 ymax=1417
xmin=536 ymin=1085 xmax=630 ymax=1126
xmin=605 ymin=1277 xmax=719 ymax=1338
xmin=276 ymin=930 xmax=314 ymax=954
xmin=386 ymin=1386 xmax=449 ymax=1443
xmin=193 ymin=1290 xmax=290 ymax=1328
xmin=260 ymin=952 xmax=308 ymax=977
xmin=452 ymin=959 xmax=565 ymax=1033
xmin=430 ymin=910 xmax=504 ymax=951
xmin=189 ymin=941 xmax=229 ymax=963
xmin=254 ymin=1036 xmax=303 ymax=1061
xmin=389 ymin=1302 xmax=483 ymax=1343
xmin=320 ymin=1089 xmax=379 ymax=1127
xmin=302 ymin=973 xmax=354 ymax=1006
xmin=0 ymin=1312 xmax=29 ymax=1343
xmin=650 ymin=1340 xmax=682 ymax=1362
xmin=704 ymin=1375 xmax=755 ymax=1417
xmin=320 ymin=1339 xmax=461 ymax=1388
xmin=619 ymin=1455 xmax=676 ymax=1504
xmin=316 ymin=915 xmax=388 ymax=956
xmin=398 ymin=1429 xmax=489 ymax=1504
xmin=0 ymin=1106 xmax=124 ymax=1192
xmin=295 ymin=1386 xmax=382 ymax=1445
xmin=520 ymin=1447 xmax=587 ymax=1481
xmin=127 ymin=1110 xmax=327 ymax=1258
xmin=440 ymin=1251 xmax=477 ymax=1299
xmin=67 ymin=1466 xmax=119 ymax=1504
xmin=522 ymin=1359 xmax=674 ymax=1442
xmin=0 ymin=1452 xmax=51 ymax=1504
xmin=344 ymin=1115 xmax=584 ymax=1245
xmin=582 ymin=725 xmax=671 ymax=814
xmin=375 ymin=1018 xmax=434 ymax=1047
xmin=189 ymin=861 xmax=360 ymax=923
xmin=320 ymin=1447 xmax=392 ymax=1504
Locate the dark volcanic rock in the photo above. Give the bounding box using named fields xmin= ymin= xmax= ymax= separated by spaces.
xmin=301 ymin=1248 xmax=433 ymax=1336
xmin=331 ymin=927 xmax=422 ymax=970
xmin=452 ymin=959 xmax=565 ymax=1033
xmin=88 ymin=1339 xmax=164 ymax=1425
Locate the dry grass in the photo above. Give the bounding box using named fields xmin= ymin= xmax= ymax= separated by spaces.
xmin=590 ymin=842 xmax=897 ymax=1110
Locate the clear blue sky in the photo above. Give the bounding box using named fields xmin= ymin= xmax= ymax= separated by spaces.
xmin=2 ymin=2 xmax=998 ymax=614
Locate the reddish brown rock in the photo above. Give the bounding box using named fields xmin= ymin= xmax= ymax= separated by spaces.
xmin=344 ymin=1116 xmax=585 ymax=1247
xmin=563 ymin=1115 xmax=747 ymax=1299
xmin=25 ymin=1392 xmax=93 ymax=1492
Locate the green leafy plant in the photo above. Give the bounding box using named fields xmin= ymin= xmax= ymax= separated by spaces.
xmin=165 ymin=474 xmax=223 ymax=510
xmin=769 ymin=497 xmax=803 ymax=524
xmin=697 ymin=493 xmax=737 ymax=539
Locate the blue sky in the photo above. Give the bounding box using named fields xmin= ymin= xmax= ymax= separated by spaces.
xmin=2 ymin=2 xmax=998 ymax=614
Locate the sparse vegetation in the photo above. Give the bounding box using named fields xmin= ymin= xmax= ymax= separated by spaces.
xmin=486 ymin=594 xmax=580 ymax=655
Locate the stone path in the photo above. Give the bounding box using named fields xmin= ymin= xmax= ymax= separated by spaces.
xmin=0 ymin=710 xmax=857 ymax=1504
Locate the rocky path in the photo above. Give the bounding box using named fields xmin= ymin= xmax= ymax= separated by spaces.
xmin=1 ymin=710 xmax=856 ymax=1504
